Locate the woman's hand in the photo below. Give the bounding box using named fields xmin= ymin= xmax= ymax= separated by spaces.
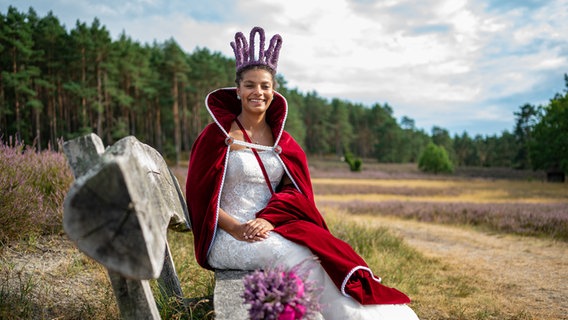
xmin=217 ymin=207 xmax=273 ymax=242
xmin=242 ymin=218 xmax=274 ymax=242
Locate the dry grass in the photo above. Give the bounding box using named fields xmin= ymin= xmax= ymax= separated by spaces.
xmin=313 ymin=178 xmax=568 ymax=204
xmin=157 ymin=232 xmax=216 ymax=320
xmin=323 ymin=210 xmax=544 ymax=320
xmin=0 ymin=235 xmax=119 ymax=319
xmin=308 ymin=165 xmax=567 ymax=319
xmin=1 ymin=147 xmax=566 ymax=319
xmin=313 ymin=176 xmax=568 ymax=241
xmin=385 ymin=215 xmax=567 ymax=320
xmin=2 ymin=212 xmax=553 ymax=320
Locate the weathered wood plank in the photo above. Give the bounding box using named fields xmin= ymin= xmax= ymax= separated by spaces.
xmin=62 ymin=133 xmax=105 ymax=178
xmin=62 ymin=134 xmax=192 ymax=320
xmin=64 ymin=156 xmax=167 ymax=278
xmin=63 ymin=135 xmax=190 ymax=279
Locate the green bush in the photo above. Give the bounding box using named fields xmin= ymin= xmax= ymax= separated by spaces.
xmin=344 ymin=152 xmax=363 ymax=172
xmin=418 ymin=142 xmax=454 ymax=174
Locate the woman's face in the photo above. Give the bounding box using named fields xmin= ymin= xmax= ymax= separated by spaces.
xmin=236 ymin=68 xmax=274 ymax=116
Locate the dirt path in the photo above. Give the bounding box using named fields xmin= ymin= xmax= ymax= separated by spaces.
xmin=354 ymin=216 xmax=568 ymax=320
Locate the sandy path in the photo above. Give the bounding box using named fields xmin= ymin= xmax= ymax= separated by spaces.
xmin=352 ymin=216 xmax=568 ymax=320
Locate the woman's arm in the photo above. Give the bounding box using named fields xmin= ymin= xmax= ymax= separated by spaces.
xmin=281 ymin=174 xmax=293 ymax=186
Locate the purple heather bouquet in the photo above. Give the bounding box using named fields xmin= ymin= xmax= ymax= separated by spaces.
xmin=242 ymin=260 xmax=322 ymax=320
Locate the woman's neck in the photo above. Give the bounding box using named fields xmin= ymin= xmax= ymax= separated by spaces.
xmin=237 ymin=113 xmax=267 ymax=131
xmin=236 ymin=113 xmax=270 ymax=144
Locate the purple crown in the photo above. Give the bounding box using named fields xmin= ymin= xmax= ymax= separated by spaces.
xmin=231 ymin=26 xmax=283 ymax=72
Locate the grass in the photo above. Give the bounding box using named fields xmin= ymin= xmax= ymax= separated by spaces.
xmin=0 ymin=145 xmax=565 ymax=319
xmin=313 ymin=177 xmax=568 ymax=241
xmin=154 ymin=232 xmax=216 ymax=320
xmin=159 ymin=214 xmax=535 ymax=320
xmin=0 ymin=236 xmax=120 ymax=319
xmin=313 ymin=177 xmax=567 ymax=202
xmin=321 ymin=210 xmax=536 ymax=320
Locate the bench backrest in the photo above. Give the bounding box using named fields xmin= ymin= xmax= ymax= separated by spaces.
xmin=63 ymin=133 xmax=191 ymax=319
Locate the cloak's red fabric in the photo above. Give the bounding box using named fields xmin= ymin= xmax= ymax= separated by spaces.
xmin=185 ymin=87 xmax=410 ymax=305
xmin=257 ymin=185 xmax=410 ymax=304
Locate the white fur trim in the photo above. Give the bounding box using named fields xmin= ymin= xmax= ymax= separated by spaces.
xmin=341 ymin=266 xmax=383 ymax=298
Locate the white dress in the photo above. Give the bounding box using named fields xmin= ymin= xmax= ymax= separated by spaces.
xmin=208 ymin=149 xmax=419 ymax=320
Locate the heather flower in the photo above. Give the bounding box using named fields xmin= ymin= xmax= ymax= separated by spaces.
xmin=0 ymin=138 xmax=73 ymax=243
xmin=242 ymin=259 xmax=321 ymax=320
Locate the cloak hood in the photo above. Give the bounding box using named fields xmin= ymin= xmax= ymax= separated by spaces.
xmin=185 ymin=87 xmax=314 ymax=269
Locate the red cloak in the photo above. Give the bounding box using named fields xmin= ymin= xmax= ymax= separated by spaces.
xmin=185 ymin=87 xmax=410 ymax=305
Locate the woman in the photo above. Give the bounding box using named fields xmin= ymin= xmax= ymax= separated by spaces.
xmin=186 ymin=26 xmax=419 ymax=319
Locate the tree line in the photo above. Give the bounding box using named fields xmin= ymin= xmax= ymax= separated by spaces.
xmin=1 ymin=6 xmax=566 ymax=176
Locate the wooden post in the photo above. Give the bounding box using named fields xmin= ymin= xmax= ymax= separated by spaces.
xmin=108 ymin=270 xmax=161 ymax=320
xmin=62 ymin=134 xmax=191 ymax=319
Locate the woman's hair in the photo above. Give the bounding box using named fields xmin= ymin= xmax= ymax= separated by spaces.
xmin=235 ymin=64 xmax=278 ymax=89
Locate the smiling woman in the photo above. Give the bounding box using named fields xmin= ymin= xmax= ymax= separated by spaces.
xmin=185 ymin=26 xmax=420 ymax=319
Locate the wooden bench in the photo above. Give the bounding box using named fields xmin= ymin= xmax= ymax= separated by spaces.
xmin=63 ymin=133 xmax=248 ymax=320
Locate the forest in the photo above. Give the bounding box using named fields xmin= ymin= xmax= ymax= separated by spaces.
xmin=1 ymin=6 xmax=567 ymax=176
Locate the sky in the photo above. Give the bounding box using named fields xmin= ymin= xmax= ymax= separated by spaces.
xmin=4 ymin=0 xmax=568 ymax=136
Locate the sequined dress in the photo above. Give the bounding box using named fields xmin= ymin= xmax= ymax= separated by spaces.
xmin=208 ymin=149 xmax=420 ymax=320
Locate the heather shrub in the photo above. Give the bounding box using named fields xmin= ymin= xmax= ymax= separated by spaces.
xmin=323 ymin=200 xmax=568 ymax=241
xmin=0 ymin=139 xmax=73 ymax=244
